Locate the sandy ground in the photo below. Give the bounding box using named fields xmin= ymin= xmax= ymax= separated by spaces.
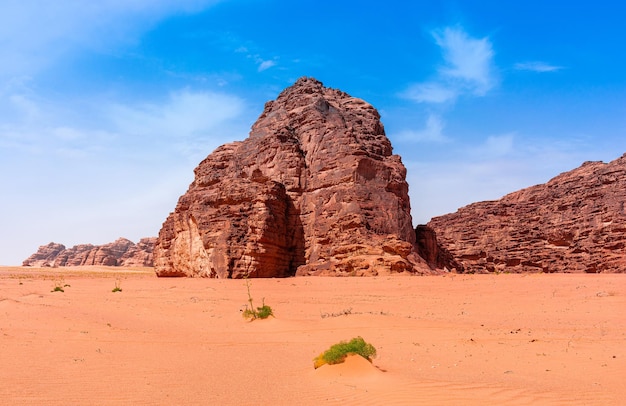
xmin=0 ymin=267 xmax=624 ymax=405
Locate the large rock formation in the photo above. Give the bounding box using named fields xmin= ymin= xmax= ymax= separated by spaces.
xmin=23 ymin=237 xmax=156 ymax=267
xmin=155 ymin=77 xmax=434 ymax=277
xmin=428 ymin=154 xmax=626 ymax=273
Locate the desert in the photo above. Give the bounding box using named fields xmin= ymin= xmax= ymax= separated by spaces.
xmin=4 ymin=6 xmax=626 ymax=406
xmin=1 ymin=266 xmax=624 ymax=405
xmin=9 ymin=62 xmax=626 ymax=406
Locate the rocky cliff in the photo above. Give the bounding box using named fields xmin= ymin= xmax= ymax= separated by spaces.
xmin=23 ymin=237 xmax=156 ymax=267
xmin=428 ymin=154 xmax=626 ymax=273
xmin=154 ymin=77 xmax=435 ymax=277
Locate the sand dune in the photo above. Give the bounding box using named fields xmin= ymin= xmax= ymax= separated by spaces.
xmin=1 ymin=267 xmax=624 ymax=405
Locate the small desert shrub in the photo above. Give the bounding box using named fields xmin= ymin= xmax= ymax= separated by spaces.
xmin=51 ymin=279 xmax=69 ymax=293
xmin=241 ymin=276 xmax=273 ymax=321
xmin=313 ymin=336 xmax=377 ymax=369
xmin=112 ymin=279 xmax=122 ymax=293
xmin=242 ymin=299 xmax=273 ymax=320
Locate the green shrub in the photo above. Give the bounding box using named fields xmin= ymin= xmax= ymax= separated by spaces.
xmin=51 ymin=279 xmax=69 ymax=293
xmin=241 ymin=277 xmax=274 ymax=321
xmin=112 ymin=279 xmax=122 ymax=293
xmin=313 ymin=336 xmax=376 ymax=369
xmin=254 ymin=302 xmax=274 ymax=319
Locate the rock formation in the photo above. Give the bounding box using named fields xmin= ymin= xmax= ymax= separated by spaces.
xmin=428 ymin=154 xmax=626 ymax=273
xmin=154 ymin=77 xmax=434 ymax=277
xmin=22 ymin=242 xmax=66 ymax=267
xmin=414 ymin=225 xmax=463 ymax=272
xmin=23 ymin=237 xmax=156 ymax=267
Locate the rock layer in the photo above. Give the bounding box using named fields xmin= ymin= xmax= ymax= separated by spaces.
xmin=23 ymin=237 xmax=156 ymax=267
xmin=155 ymin=77 xmax=433 ymax=277
xmin=428 ymin=154 xmax=626 ymax=273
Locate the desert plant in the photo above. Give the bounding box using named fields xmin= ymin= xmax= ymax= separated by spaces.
xmin=51 ymin=279 xmax=69 ymax=293
xmin=241 ymin=275 xmax=273 ymax=321
xmin=313 ymin=336 xmax=377 ymax=369
xmin=112 ymin=279 xmax=122 ymax=293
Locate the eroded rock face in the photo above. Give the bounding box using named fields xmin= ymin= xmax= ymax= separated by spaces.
xmin=23 ymin=237 xmax=156 ymax=267
xmin=155 ymin=77 xmax=433 ymax=277
xmin=21 ymin=242 xmax=66 ymax=267
xmin=414 ymin=225 xmax=463 ymax=272
xmin=428 ymin=154 xmax=626 ymax=273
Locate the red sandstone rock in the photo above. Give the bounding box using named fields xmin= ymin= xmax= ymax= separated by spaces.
xmin=154 ymin=77 xmax=434 ymax=277
xmin=23 ymin=237 xmax=156 ymax=267
xmin=21 ymin=242 xmax=66 ymax=267
xmin=428 ymin=154 xmax=626 ymax=273
xmin=415 ymin=225 xmax=463 ymax=272
xmin=120 ymin=237 xmax=157 ymax=267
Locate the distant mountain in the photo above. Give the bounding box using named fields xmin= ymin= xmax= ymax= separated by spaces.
xmin=23 ymin=237 xmax=156 ymax=267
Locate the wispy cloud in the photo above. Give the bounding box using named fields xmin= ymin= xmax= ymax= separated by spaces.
xmin=234 ymin=44 xmax=278 ymax=72
xmin=247 ymin=54 xmax=278 ymax=72
xmin=109 ymin=90 xmax=244 ymax=138
xmin=107 ymin=89 xmax=248 ymax=161
xmin=403 ymin=83 xmax=458 ymax=104
xmin=1 ymin=86 xmax=248 ymax=163
xmin=395 ymin=114 xmax=449 ymax=143
xmin=0 ymin=0 xmax=224 ymax=79
xmin=403 ymin=26 xmax=497 ymax=104
xmin=434 ymin=27 xmax=496 ymax=95
xmin=258 ymin=60 xmax=277 ymax=72
xmin=514 ymin=61 xmax=563 ymax=72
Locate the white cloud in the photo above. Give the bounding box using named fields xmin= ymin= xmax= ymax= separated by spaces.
xmin=0 ymin=0 xmax=224 ymax=78
xmin=233 ymin=42 xmax=278 ymax=73
xmin=1 ymin=85 xmax=247 ymax=159
xmin=434 ymin=27 xmax=496 ymax=95
xmin=514 ymin=61 xmax=563 ymax=72
xmin=402 ymin=83 xmax=458 ymax=104
xmin=109 ymin=90 xmax=245 ymax=139
xmin=258 ymin=60 xmax=277 ymax=72
xmin=404 ymin=26 xmax=497 ymax=104
xmin=395 ymin=114 xmax=449 ymax=143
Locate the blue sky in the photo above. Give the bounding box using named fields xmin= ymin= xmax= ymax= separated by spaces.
xmin=2 ymin=0 xmax=625 ymax=265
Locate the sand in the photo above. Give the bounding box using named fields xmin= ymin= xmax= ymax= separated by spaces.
xmin=1 ymin=267 xmax=624 ymax=405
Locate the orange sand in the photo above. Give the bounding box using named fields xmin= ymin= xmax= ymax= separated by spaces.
xmin=1 ymin=267 xmax=624 ymax=405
